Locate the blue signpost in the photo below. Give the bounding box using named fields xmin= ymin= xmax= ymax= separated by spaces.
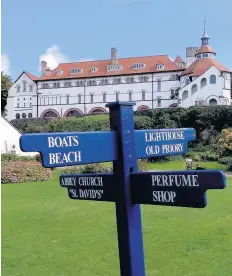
xmin=20 ymin=102 xmax=226 ymax=276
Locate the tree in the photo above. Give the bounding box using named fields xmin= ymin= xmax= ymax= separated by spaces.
xmin=219 ymin=129 xmax=232 ymax=151
xmin=1 ymin=71 xmax=12 ymax=112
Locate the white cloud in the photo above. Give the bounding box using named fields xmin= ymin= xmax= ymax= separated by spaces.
xmin=1 ymin=54 xmax=11 ymax=75
xmin=78 ymin=58 xmax=93 ymax=62
xmin=39 ymin=45 xmax=69 ymax=70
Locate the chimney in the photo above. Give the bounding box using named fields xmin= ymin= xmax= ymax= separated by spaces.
xmin=41 ymin=60 xmax=47 ymax=76
xmin=111 ymin=48 xmax=118 ymax=65
xmin=45 ymin=67 xmax=51 ymax=76
xmin=186 ymin=47 xmax=199 ymax=68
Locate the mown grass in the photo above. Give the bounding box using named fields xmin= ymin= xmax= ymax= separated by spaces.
xmin=147 ymin=160 xmax=229 ymax=172
xmin=2 ymin=170 xmax=232 ymax=276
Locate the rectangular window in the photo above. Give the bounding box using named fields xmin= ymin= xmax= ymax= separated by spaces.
xmin=107 ymin=65 xmax=122 ymax=71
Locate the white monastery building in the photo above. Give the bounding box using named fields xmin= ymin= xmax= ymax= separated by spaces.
xmin=5 ymin=30 xmax=232 ymax=120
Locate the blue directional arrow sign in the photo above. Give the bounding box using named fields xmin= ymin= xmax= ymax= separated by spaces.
xmin=131 ymin=170 xmax=226 ymax=208
xmin=60 ymin=173 xmax=116 ymax=202
xmin=135 ymin=128 xmax=196 ymax=158
xmin=20 ymin=131 xmax=117 ymax=168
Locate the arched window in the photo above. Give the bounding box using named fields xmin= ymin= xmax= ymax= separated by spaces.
xmin=142 ymin=90 xmax=146 ymax=101
xmin=24 ymin=103 xmax=26 ymax=107
xmin=103 ymin=93 xmax=106 ymax=103
xmin=17 ymin=103 xmax=19 ymax=108
xmin=45 ymin=83 xmax=49 ymax=89
xmin=30 ymin=102 xmax=32 ymax=107
xmin=185 ymin=78 xmax=190 ymax=86
xmin=17 ymin=86 xmax=21 ymax=93
xmin=57 ymin=82 xmax=60 ymax=88
xmin=116 ymin=92 xmax=119 ymax=101
xmin=128 ymin=91 xmax=132 ymax=101
xmin=68 ymin=81 xmax=72 ymax=87
xmin=126 ymin=77 xmax=134 ymax=84
xmin=29 ymin=84 xmax=33 ymax=92
xmin=210 ymin=74 xmax=216 ymax=84
xmin=182 ymin=90 xmax=188 ymax=100
xmin=113 ymin=78 xmax=121 ymax=84
xmin=209 ymin=98 xmax=217 ymax=106
xmin=101 ymin=79 xmax=108 ymax=85
xmin=43 ymin=111 xmax=58 ymax=118
xmin=42 ymin=83 xmax=46 ymax=89
xmin=191 ymin=84 xmax=198 ymax=94
xmin=157 ymin=79 xmax=161 ymax=92
xmin=53 ymin=82 xmax=57 ymax=88
xmin=171 ymin=89 xmax=175 ymax=96
xmin=22 ymin=113 xmax=26 ymax=119
xmin=22 ymin=81 xmax=26 ymax=92
xmin=66 ymin=95 xmax=70 ymax=104
xmin=90 ymin=94 xmax=94 ymax=103
xmin=78 ymin=94 xmax=82 ymax=104
xmin=64 ymin=81 xmax=68 ymax=87
xmin=157 ymin=98 xmax=162 ymax=107
xmin=16 ymin=113 xmax=20 ymax=119
xmin=28 ymin=113 xmax=32 ymax=118
xmin=201 ymin=78 xmax=207 ymax=88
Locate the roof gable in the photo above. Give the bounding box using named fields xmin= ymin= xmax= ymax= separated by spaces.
xmin=182 ymin=58 xmax=231 ymax=77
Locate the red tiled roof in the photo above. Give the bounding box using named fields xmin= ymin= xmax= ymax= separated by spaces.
xmin=38 ymin=55 xmax=184 ymax=81
xmin=182 ymin=58 xmax=231 ymax=77
xmin=174 ymin=56 xmax=183 ymax=63
xmin=196 ymin=45 xmax=215 ymax=55
xmin=25 ymin=72 xmax=39 ymax=80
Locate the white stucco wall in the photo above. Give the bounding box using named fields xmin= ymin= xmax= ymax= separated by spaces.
xmin=179 ymin=66 xmax=231 ymax=107
xmin=6 ymin=71 xmax=183 ymax=120
xmin=0 ymin=117 xmax=38 ymax=156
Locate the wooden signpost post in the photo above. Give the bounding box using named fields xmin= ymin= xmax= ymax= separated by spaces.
xmin=20 ymin=102 xmax=226 ymax=276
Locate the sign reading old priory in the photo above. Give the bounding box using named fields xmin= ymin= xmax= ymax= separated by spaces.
xmin=135 ymin=128 xmax=196 ymax=158
xmin=20 ymin=102 xmax=226 ymax=276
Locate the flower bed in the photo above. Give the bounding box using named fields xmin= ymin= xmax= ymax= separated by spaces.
xmin=1 ymin=161 xmax=52 ymax=184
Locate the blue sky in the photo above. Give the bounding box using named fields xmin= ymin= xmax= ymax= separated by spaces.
xmin=2 ymin=0 xmax=232 ymax=80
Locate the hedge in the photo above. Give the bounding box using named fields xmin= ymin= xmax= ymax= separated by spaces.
xmin=11 ymin=106 xmax=232 ymax=138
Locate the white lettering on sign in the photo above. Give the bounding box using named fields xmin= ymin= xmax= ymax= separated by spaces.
xmin=47 ymin=136 xmax=79 ymax=148
xmin=151 ymin=174 xmax=199 ymax=187
xmin=78 ymin=177 xmax=103 ymax=187
xmin=145 ymin=131 xmax=185 ymax=142
xmin=49 ymin=151 xmax=81 ymax=165
xmin=150 ymin=174 xmax=199 ymax=204
xmin=153 ymin=191 xmax=176 ymax=203
xmin=61 ymin=177 xmax=76 ymax=186
xmin=69 ymin=189 xmax=104 ymax=199
xmin=145 ymin=143 xmax=184 ymax=156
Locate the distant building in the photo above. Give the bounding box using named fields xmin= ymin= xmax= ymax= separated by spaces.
xmin=5 ymin=29 xmax=232 ymax=121
xmin=1 ymin=117 xmax=37 ymax=156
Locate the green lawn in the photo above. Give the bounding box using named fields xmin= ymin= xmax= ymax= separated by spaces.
xmin=2 ymin=173 xmax=232 ymax=276
xmin=147 ymin=160 xmax=229 ymax=172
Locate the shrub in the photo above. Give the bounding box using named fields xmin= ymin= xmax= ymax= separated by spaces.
xmin=184 ymin=152 xmax=201 ymax=162
xmin=137 ymin=159 xmax=149 ymax=171
xmin=134 ymin=116 xmax=153 ymax=130
xmin=60 ymin=159 xmax=149 ymax=175
xmin=1 ymin=161 xmax=52 ymax=183
xmin=218 ymin=157 xmax=232 ymax=165
xmin=1 ymin=154 xmax=35 ymax=162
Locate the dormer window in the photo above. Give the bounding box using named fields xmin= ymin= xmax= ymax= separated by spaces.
xmin=56 ymin=69 xmax=63 ymax=76
xmin=132 ymin=63 xmax=145 ymax=70
xmin=90 ymin=67 xmax=97 ymax=72
xmin=107 ymin=64 xmax=122 ymax=71
xmin=156 ymin=64 xmax=165 ymax=70
xmin=70 ymin=68 xmax=82 ymax=74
